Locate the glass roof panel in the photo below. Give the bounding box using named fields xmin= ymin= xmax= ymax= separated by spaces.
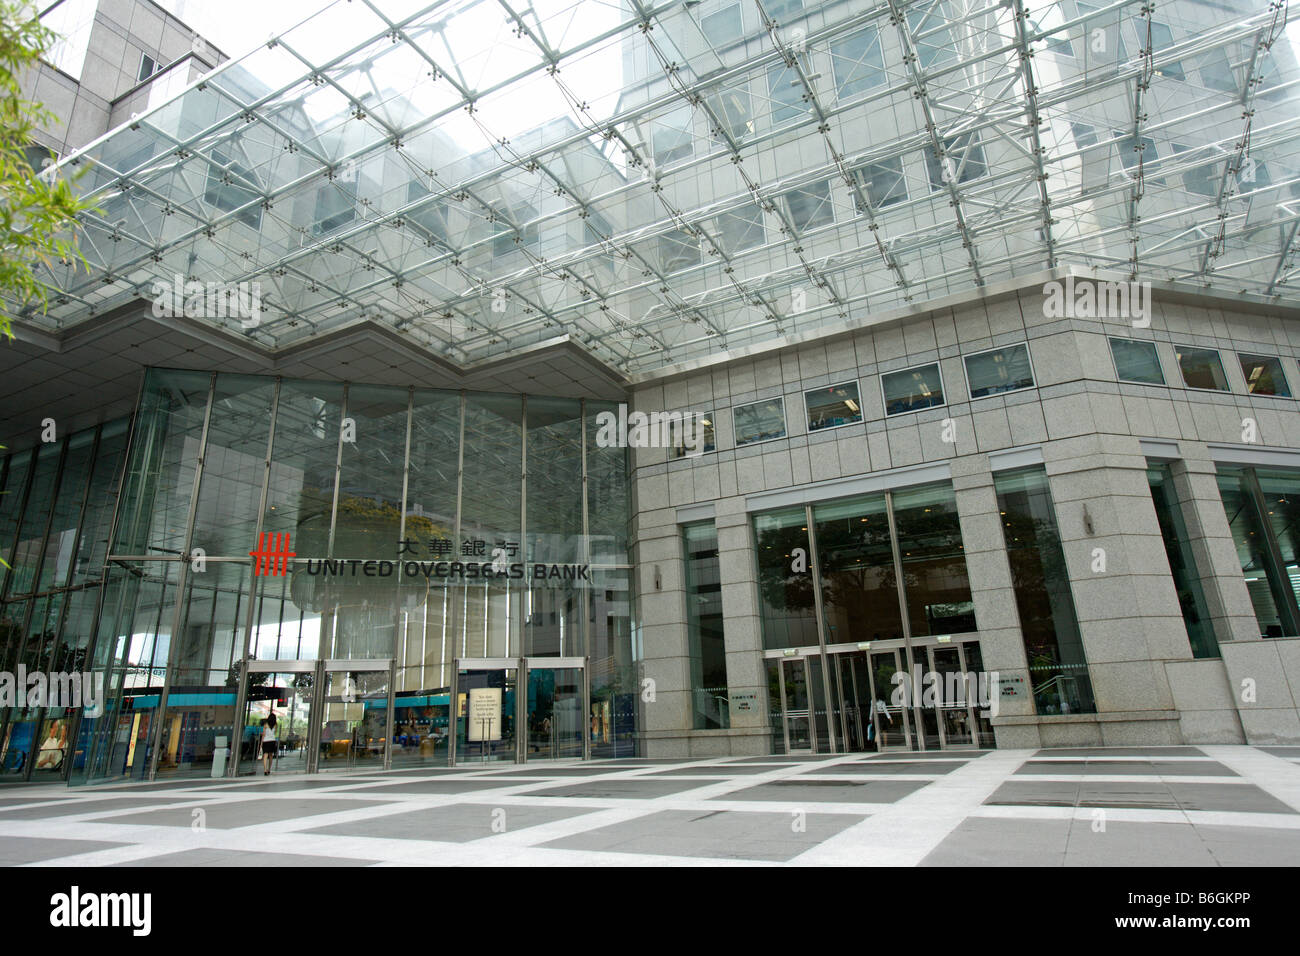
xmin=24 ymin=0 xmax=1300 ymax=371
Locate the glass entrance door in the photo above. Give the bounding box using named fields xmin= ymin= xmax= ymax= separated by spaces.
xmin=928 ymin=645 xmax=978 ymax=749
xmin=238 ymin=662 xmax=314 ymax=776
xmin=832 ymin=651 xmax=873 ymax=752
xmin=316 ymin=663 xmax=392 ymax=773
xmin=779 ymin=657 xmax=814 ymax=752
xmin=867 ymin=648 xmax=913 ymax=751
xmin=451 ymin=659 xmax=518 ymax=765
xmin=524 ymin=659 xmax=585 ymax=761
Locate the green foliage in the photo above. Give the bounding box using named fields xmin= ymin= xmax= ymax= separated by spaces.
xmin=0 ymin=1 xmax=96 ymax=341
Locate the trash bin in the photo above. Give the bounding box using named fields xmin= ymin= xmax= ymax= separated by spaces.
xmin=211 ymin=736 xmax=229 ymax=778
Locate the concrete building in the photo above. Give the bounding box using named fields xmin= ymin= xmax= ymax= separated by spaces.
xmin=3 ymin=0 xmax=1300 ymax=786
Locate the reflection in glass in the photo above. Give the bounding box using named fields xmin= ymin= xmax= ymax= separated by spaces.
xmin=264 ymin=379 xmax=343 ymax=557
xmin=1175 ymin=345 xmax=1230 ymax=391
xmin=754 ymin=508 xmax=817 ymax=648
xmin=892 ymin=483 xmax=977 ymax=636
xmin=813 ymin=494 xmax=902 ymax=644
xmin=882 ymin=363 xmax=944 ymax=415
xmin=334 ymin=384 xmax=409 ymax=558
xmin=1217 ymin=466 xmax=1300 ymax=637
xmin=806 ymin=381 xmax=863 ymax=431
xmin=113 ymin=369 xmax=210 ymax=558
xmin=734 ymin=397 xmax=786 ymax=446
xmin=191 ymin=375 xmax=276 ymax=558
xmin=1110 ymin=337 xmax=1165 ymax=384
xmin=1238 ymin=354 xmax=1292 ymax=397
xmin=964 ymin=344 xmax=1034 ymax=398
xmin=317 ymin=668 xmax=389 ymax=772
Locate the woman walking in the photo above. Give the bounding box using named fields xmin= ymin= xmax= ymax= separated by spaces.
xmin=261 ymin=712 xmax=279 ymax=775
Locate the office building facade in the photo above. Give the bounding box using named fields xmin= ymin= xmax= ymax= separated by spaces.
xmin=4 ymin=0 xmax=1300 ymax=784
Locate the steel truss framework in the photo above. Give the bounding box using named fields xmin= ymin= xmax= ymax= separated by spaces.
xmin=28 ymin=0 xmax=1300 ymax=374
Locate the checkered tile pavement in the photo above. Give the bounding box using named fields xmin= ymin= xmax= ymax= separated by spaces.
xmin=2 ymin=746 xmax=1298 ymax=866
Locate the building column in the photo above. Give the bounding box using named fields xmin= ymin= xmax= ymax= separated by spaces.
xmin=1043 ymin=434 xmax=1186 ymax=744
xmin=715 ymin=499 xmax=768 ymax=755
xmin=950 ymin=453 xmax=1037 ymax=747
xmin=629 ymin=451 xmax=694 ymax=756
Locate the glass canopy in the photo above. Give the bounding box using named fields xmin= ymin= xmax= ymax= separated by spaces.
xmin=29 ymin=0 xmax=1300 ymax=374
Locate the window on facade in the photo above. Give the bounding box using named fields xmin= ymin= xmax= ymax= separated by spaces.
xmin=831 ymin=27 xmax=886 ymax=100
xmin=994 ymin=466 xmax=1097 ymax=715
xmin=813 ymin=494 xmax=902 ymax=644
xmin=138 ymin=53 xmax=158 ymax=82
xmin=856 ymin=157 xmax=907 ymax=209
xmin=204 ymin=152 xmax=263 ymax=229
xmin=407 ymin=180 xmax=451 ymax=244
xmin=805 ymin=381 xmax=862 ymax=431
xmin=684 ymin=521 xmax=729 ymax=729
xmin=1148 ymin=463 xmax=1219 ymax=658
xmin=734 ymin=397 xmax=786 ymax=445
xmin=701 ymin=3 xmax=742 ymax=46
xmin=706 ymin=86 xmax=753 ymax=140
xmin=765 ymin=0 xmax=803 ymax=20
xmin=1238 ymin=354 xmax=1292 ymax=397
xmin=1177 ymin=147 xmax=1220 ymax=197
xmin=767 ymin=63 xmax=806 ymax=124
xmin=1175 ymin=345 xmax=1230 ymax=391
xmin=1146 ymin=20 xmax=1185 ymax=80
xmin=754 ymin=508 xmax=818 ymax=649
xmin=1115 ymin=133 xmax=1162 ymax=184
xmin=783 ymin=179 xmax=833 ymax=232
xmin=925 ymin=133 xmax=986 ymax=191
xmin=652 ymin=110 xmax=693 ymax=166
xmin=891 ymin=483 xmax=977 ymax=636
xmin=491 ymin=200 xmax=539 ymax=257
xmin=1216 ymin=466 xmax=1300 ymax=638
xmin=965 ymin=344 xmax=1034 ymax=398
xmin=1110 ymin=337 xmax=1165 ymax=384
xmin=660 ymin=228 xmax=700 ymax=272
xmin=1199 ymin=46 xmax=1237 ymax=93
xmin=312 ymin=177 xmax=357 ymax=235
xmin=715 ymin=202 xmax=764 ymax=254
xmin=672 ymin=410 xmax=715 ymax=458
xmin=882 ymin=363 xmax=944 ymax=415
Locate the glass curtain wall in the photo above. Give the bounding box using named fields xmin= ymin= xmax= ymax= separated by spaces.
xmin=756 ymin=481 xmax=977 ymax=652
xmin=0 ymin=419 xmax=128 ymax=782
xmin=1147 ymin=463 xmax=1219 ymax=658
xmin=62 ymin=369 xmax=632 ymax=784
xmin=993 ymin=467 xmax=1096 ymax=715
xmin=683 ymin=521 xmax=728 ymax=729
xmin=1216 ymin=465 xmax=1300 ymax=637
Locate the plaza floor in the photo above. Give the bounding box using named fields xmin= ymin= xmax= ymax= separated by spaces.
xmin=2 ymin=745 xmax=1298 ymax=866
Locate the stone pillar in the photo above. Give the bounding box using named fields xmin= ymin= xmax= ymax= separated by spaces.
xmin=950 ymin=453 xmax=1037 ymax=747
xmin=628 ymin=469 xmax=693 ymax=757
xmin=715 ymin=498 xmax=769 ymax=755
xmin=1043 ymin=434 xmax=1187 ymax=743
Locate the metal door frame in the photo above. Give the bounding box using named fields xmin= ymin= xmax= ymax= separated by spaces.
xmin=775 ymin=653 xmax=815 ymax=754
xmin=923 ymin=643 xmax=980 ymax=751
xmin=522 ymin=656 xmax=588 ymax=763
xmin=863 ymin=645 xmax=914 ymax=752
xmin=449 ymin=657 xmax=589 ymax=765
xmin=231 ymin=657 xmax=394 ymax=777
xmin=450 ymin=657 xmax=522 ymax=767
xmin=230 ymin=658 xmax=314 ymax=778
xmin=315 ymin=658 xmax=395 ymax=774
